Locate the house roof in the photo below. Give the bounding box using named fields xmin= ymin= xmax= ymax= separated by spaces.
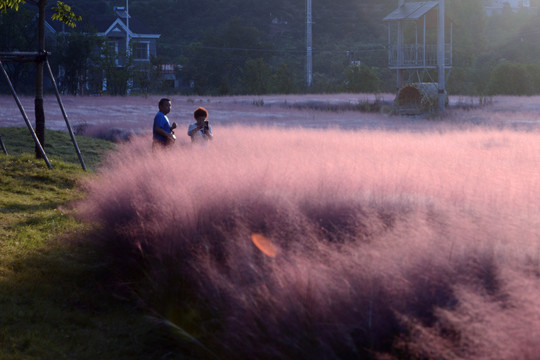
xmin=44 ymin=4 xmax=159 ymax=37
xmin=93 ymin=10 xmax=156 ymax=35
xmin=97 ymin=18 xmax=160 ymax=39
xmin=383 ymin=1 xmax=439 ymax=21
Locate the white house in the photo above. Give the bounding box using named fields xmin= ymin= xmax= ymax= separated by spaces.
xmin=45 ymin=5 xmax=171 ymax=93
xmin=96 ymin=6 xmax=160 ymax=67
xmin=483 ymin=0 xmax=531 ymax=16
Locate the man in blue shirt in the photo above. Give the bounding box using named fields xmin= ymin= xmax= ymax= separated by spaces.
xmin=153 ymin=98 xmax=177 ymax=149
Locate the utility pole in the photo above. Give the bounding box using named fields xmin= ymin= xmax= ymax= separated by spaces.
xmin=306 ymin=0 xmax=312 ymax=88
xmin=437 ymin=0 xmax=445 ymax=112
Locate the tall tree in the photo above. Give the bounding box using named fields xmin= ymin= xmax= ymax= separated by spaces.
xmin=53 ymin=32 xmax=101 ymax=95
xmin=0 ymin=0 xmax=80 ymax=158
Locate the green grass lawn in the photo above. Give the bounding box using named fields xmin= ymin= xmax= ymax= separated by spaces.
xmin=0 ymin=128 xmax=191 ymax=359
xmin=0 ymin=126 xmax=115 ymax=171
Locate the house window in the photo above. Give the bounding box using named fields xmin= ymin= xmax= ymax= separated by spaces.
xmin=106 ymin=41 xmax=119 ymax=65
xmin=107 ymin=41 xmax=118 ymax=55
xmin=134 ymin=42 xmax=150 ymax=60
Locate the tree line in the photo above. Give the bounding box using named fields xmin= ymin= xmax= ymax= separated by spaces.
xmin=2 ymin=0 xmax=540 ymax=96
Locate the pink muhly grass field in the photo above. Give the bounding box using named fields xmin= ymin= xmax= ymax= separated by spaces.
xmin=76 ymin=123 xmax=540 ymax=359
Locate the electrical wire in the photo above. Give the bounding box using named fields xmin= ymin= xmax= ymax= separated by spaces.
xmin=158 ymin=42 xmax=388 ymax=55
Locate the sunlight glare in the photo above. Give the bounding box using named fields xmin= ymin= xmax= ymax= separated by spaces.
xmin=251 ymin=233 xmax=278 ymax=258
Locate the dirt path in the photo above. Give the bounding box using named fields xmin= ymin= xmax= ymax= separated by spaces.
xmin=1 ymin=94 xmax=540 ymax=137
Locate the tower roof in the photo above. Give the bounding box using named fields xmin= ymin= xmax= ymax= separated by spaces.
xmin=383 ymin=1 xmax=439 ymax=21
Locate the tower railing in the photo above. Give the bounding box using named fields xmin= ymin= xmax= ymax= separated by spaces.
xmin=388 ymin=43 xmax=452 ymax=68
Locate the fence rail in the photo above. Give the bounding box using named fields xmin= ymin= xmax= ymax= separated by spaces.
xmin=388 ymin=44 xmax=452 ymax=68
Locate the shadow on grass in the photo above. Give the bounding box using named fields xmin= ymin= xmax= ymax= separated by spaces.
xmin=0 ymin=231 xmax=201 ymax=360
xmin=0 ymin=153 xmax=199 ymax=359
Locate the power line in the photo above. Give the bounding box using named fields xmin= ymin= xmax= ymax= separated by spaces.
xmin=158 ymin=42 xmax=387 ymax=55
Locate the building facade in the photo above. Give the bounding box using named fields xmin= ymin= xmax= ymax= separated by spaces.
xmin=483 ymin=0 xmax=531 ymax=16
xmin=96 ymin=7 xmax=160 ymax=67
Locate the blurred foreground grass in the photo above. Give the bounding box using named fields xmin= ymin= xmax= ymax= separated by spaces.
xmin=0 ymin=128 xmax=190 ymax=359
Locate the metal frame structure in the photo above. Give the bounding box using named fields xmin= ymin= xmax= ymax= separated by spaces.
xmin=0 ymin=134 xmax=7 ymax=155
xmin=0 ymin=51 xmax=86 ymax=170
xmin=383 ymin=1 xmax=453 ymax=98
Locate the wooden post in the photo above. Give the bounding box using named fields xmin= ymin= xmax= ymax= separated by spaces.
xmin=0 ymin=60 xmax=52 ymax=168
xmin=35 ymin=2 xmax=46 ymax=159
xmin=45 ymin=59 xmax=87 ymax=171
